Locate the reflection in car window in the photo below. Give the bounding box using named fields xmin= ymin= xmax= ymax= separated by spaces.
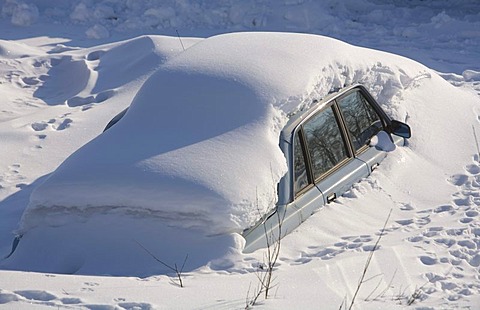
xmin=338 ymin=91 xmax=383 ymax=151
xmin=294 ymin=132 xmax=309 ymax=195
xmin=303 ymin=106 xmax=349 ymax=180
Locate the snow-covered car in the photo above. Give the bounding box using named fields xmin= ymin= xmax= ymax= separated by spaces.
xmin=6 ymin=32 xmax=419 ymax=275
xmin=105 ymin=85 xmax=411 ymax=252
xmin=241 ymin=84 xmax=410 ymax=252
xmin=104 ymin=86 xmax=411 ymax=253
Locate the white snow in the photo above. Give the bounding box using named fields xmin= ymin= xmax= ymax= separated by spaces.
xmin=9 ymin=1 xmax=38 ymax=26
xmin=370 ymin=131 xmax=396 ymax=152
xmin=0 ymin=0 xmax=479 ymax=309
xmin=19 ymin=33 xmax=432 ymax=230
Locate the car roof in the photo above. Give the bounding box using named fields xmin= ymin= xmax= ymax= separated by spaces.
xmin=159 ymin=32 xmax=358 ymax=115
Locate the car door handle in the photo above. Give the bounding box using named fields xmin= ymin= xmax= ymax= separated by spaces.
xmin=327 ymin=193 xmax=336 ymax=203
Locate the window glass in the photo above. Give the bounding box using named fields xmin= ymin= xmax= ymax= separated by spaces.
xmin=338 ymin=91 xmax=383 ymax=151
xmin=293 ymin=132 xmax=309 ymax=194
xmin=303 ymin=106 xmax=349 ymax=180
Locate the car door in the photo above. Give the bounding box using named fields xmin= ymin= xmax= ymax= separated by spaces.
xmin=297 ymin=104 xmax=370 ymax=211
xmin=335 ymin=88 xmax=389 ymax=173
xmin=243 ymin=85 xmax=410 ymax=253
xmin=290 ymin=130 xmax=325 ymax=220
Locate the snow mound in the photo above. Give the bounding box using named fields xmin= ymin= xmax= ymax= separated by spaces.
xmin=31 ymin=35 xmax=201 ymax=106
xmin=86 ymin=35 xmax=196 ymax=93
xmin=21 ymin=32 xmax=431 ymax=235
xmin=33 ymin=56 xmax=91 ymax=105
xmin=0 ymin=39 xmax=42 ymax=58
xmin=8 ymin=32 xmax=477 ymax=276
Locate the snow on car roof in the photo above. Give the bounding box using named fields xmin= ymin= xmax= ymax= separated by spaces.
xmin=21 ymin=32 xmax=429 ymax=236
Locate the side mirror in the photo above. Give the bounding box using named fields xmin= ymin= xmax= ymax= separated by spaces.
xmin=390 ymin=120 xmax=411 ymax=139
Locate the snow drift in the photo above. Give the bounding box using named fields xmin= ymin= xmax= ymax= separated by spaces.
xmin=19 ymin=32 xmax=432 ymax=235
xmin=5 ymin=32 xmax=478 ymax=277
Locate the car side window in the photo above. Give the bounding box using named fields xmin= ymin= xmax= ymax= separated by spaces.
xmin=293 ymin=132 xmax=310 ymax=195
xmin=303 ymin=106 xmax=350 ymax=180
xmin=337 ymin=91 xmax=383 ymax=152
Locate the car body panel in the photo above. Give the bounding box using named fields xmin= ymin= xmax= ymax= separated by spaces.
xmin=314 ymin=158 xmax=370 ymax=205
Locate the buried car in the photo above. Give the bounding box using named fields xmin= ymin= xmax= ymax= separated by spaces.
xmin=242 ymin=84 xmax=410 ymax=252
xmin=4 ymin=32 xmax=420 ymax=275
xmin=104 ymin=84 xmax=410 ymax=253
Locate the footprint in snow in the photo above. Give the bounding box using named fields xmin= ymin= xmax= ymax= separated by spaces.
xmin=433 ymin=205 xmax=455 ymax=214
xmin=31 ymin=122 xmax=48 ymax=131
xmin=33 ymin=117 xmax=74 ymax=132
xmin=295 ymin=233 xmax=379 ymax=264
xmin=84 ymin=303 xmax=119 ymax=309
xmin=434 ymin=238 xmax=456 ymax=247
xmin=396 ymin=211 xmax=432 ymax=232
xmin=21 ymin=77 xmax=39 ymax=86
xmin=95 ymin=89 xmax=115 ymax=103
xmin=0 ymin=292 xmax=19 ymax=304
xmin=2 ymin=164 xmax=26 ymax=187
xmin=415 ymin=215 xmax=432 ymax=227
xmin=54 ymin=118 xmax=72 ymax=131
xmin=457 ymin=240 xmax=476 ymax=250
xmin=399 ymin=202 xmax=415 ymax=211
xmin=413 ymin=169 xmax=480 ymax=300
xmin=419 ymin=255 xmax=437 ymax=265
xmin=117 ymin=302 xmax=154 ymax=310
xmin=317 ymin=247 xmax=344 ymax=260
xmin=66 ymin=96 xmax=95 ymax=107
xmin=396 ymin=219 xmax=414 ymax=226
xmin=453 ymin=196 xmax=473 ymax=207
xmin=14 ymin=290 xmax=57 ymax=302
xmin=459 ymin=217 xmax=474 ymax=224
xmin=448 ymin=174 xmax=468 ymax=186
xmin=60 ymin=297 xmax=82 ymax=304
xmin=407 ymin=235 xmax=423 ymax=243
xmin=86 ymin=50 xmax=106 ymax=61
xmin=465 ymin=164 xmax=480 ymax=175
xmin=466 ymin=210 xmax=479 ymax=219
xmin=423 ymin=226 xmax=443 ymax=238
xmin=66 ymin=89 xmax=115 ymax=107
xmin=290 ymin=246 xmax=343 ymax=265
